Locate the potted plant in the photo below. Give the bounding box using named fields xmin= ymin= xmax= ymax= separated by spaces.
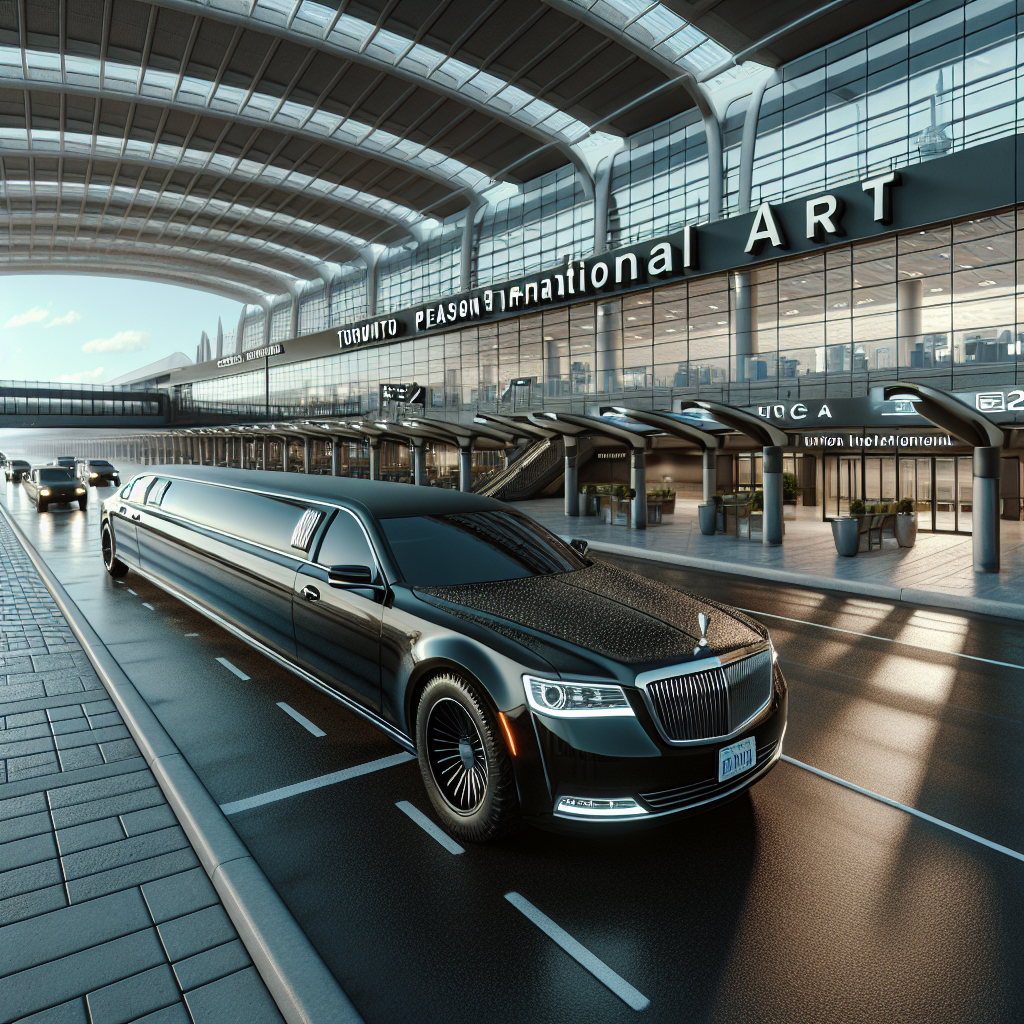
xmin=895 ymin=496 xmax=918 ymax=548
xmin=783 ymin=472 xmax=798 ymax=520
xmin=849 ymin=499 xmax=865 ymax=516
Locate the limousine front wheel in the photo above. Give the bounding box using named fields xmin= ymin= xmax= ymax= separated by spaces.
xmin=416 ymin=673 xmax=520 ymax=843
xmin=101 ymin=524 xmax=129 ymax=578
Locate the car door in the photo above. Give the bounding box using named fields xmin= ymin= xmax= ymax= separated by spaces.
xmin=293 ymin=509 xmax=385 ymax=711
xmin=138 ymin=478 xmax=306 ymax=659
xmin=111 ymin=476 xmax=153 ymax=566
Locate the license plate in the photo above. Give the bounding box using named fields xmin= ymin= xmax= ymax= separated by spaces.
xmin=718 ymin=737 xmax=756 ymax=782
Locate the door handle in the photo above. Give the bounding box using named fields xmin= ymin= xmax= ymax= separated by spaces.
xmin=301 ymin=585 xmax=320 ymax=602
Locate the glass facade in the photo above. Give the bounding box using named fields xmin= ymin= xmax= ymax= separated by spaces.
xmin=750 ymin=0 xmax=1022 ymax=210
xmin=184 ymin=206 xmax=1024 ymax=417
xmin=477 ymin=166 xmax=593 ymax=287
xmin=205 ymin=0 xmax=1024 ymax=405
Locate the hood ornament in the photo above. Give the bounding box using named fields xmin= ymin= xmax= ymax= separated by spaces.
xmin=695 ymin=612 xmax=710 ymax=655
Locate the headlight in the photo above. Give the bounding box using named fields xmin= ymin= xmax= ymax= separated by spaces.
xmin=76 ymin=487 xmax=86 ymax=494
xmin=39 ymin=488 xmax=50 ymax=496
xmin=90 ymin=472 xmax=98 ymax=478
xmin=524 ymin=675 xmax=635 ymax=718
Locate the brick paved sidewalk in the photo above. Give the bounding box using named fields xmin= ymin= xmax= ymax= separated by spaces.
xmin=0 ymin=516 xmax=284 ymax=1024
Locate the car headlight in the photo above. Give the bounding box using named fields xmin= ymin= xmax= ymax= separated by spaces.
xmin=90 ymin=472 xmax=98 ymax=478
xmin=39 ymin=488 xmax=50 ymax=496
xmin=524 ymin=675 xmax=635 ymax=718
xmin=76 ymin=487 xmax=86 ymax=494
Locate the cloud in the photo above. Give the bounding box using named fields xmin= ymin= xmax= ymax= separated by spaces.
xmin=45 ymin=311 xmax=82 ymax=328
xmin=82 ymin=330 xmax=150 ymax=354
xmin=3 ymin=307 xmax=50 ymax=329
xmin=57 ymin=368 xmax=107 ymax=384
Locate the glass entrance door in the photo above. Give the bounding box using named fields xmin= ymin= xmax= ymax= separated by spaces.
xmin=957 ymin=456 xmax=973 ymax=532
xmin=825 ymin=454 xmax=972 ymax=533
xmin=935 ymin=457 xmax=955 ymax=531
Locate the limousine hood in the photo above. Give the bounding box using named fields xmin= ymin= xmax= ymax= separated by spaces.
xmin=415 ymin=561 xmax=766 ymax=669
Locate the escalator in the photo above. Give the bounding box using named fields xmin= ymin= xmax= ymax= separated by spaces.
xmin=474 ymin=437 xmax=563 ymax=501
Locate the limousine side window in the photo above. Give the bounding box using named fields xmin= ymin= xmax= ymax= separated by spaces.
xmin=146 ymin=480 xmax=172 ymax=506
xmin=314 ymin=511 xmax=377 ymax=570
xmin=159 ymin=479 xmax=309 ymax=553
xmin=127 ymin=476 xmax=155 ymax=503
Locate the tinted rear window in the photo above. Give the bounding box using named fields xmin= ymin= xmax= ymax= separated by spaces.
xmin=379 ymin=511 xmax=586 ymax=586
xmin=38 ymin=468 xmax=74 ymax=482
xmin=159 ymin=480 xmax=309 ymax=552
xmin=89 ymin=461 xmax=113 ymax=468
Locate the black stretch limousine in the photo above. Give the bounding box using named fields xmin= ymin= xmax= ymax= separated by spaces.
xmin=101 ymin=467 xmax=787 ymax=841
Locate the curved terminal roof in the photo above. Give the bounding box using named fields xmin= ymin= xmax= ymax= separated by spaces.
xmin=0 ymin=0 xmax=914 ymax=304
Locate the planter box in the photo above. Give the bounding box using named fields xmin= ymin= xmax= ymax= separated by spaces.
xmin=698 ymin=503 xmax=717 ymax=536
xmin=783 ymin=501 xmax=797 ymax=520
xmin=895 ymin=512 xmax=918 ymax=548
xmin=580 ymin=493 xmax=601 ymax=516
xmin=832 ymin=517 xmax=860 ymax=557
xmin=648 ymin=501 xmax=663 ymax=525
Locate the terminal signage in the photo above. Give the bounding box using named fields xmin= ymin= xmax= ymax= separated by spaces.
xmin=796 ymin=432 xmax=956 ymax=449
xmin=216 ymin=354 xmax=242 ymax=368
xmin=751 ymin=385 xmax=1024 ymax=429
xmin=245 ymin=343 xmax=283 ymax=361
xmin=380 ymin=382 xmax=425 ymax=404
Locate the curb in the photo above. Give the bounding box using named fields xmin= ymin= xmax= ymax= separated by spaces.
xmin=567 ymin=536 xmax=1024 ymax=622
xmin=0 ymin=502 xmax=362 ymax=1024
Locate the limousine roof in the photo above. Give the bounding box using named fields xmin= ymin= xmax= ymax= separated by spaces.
xmin=139 ymin=465 xmax=507 ymax=519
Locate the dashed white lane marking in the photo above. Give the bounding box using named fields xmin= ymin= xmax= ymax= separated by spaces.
xmin=216 ymin=657 xmax=250 ymax=681
xmin=184 ymin=633 xmax=199 ymax=637
xmin=220 ymin=752 xmax=415 ymax=815
xmin=127 ymin=589 xmax=137 ymax=595
xmin=737 ymin=607 xmax=1024 ymax=672
xmin=277 ymin=702 xmax=326 ymax=737
xmin=142 ymin=602 xmax=154 ymax=611
xmin=781 ymin=755 xmax=1024 ymax=863
xmin=396 ymin=801 xmax=464 ymax=855
xmin=505 ymin=892 xmax=650 ymax=1011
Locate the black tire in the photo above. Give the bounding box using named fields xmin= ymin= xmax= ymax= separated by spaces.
xmin=415 ymin=672 xmax=520 ymax=843
xmin=101 ymin=523 xmax=129 ymax=578
xmin=36 ymin=500 xmax=47 ymax=513
xmin=79 ymin=498 xmax=88 ymax=510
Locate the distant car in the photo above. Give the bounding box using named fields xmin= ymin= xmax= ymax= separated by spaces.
xmin=76 ymin=459 xmax=121 ymax=487
xmin=5 ymin=460 xmax=30 ymax=482
xmin=23 ymin=467 xmax=88 ymax=512
xmin=52 ymin=456 xmax=77 ymax=469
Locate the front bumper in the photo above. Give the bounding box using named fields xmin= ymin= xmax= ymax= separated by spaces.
xmin=515 ymin=666 xmax=788 ymax=833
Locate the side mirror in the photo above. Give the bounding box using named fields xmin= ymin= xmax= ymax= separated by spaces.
xmin=327 ymin=564 xmax=377 ymax=588
xmin=569 ymin=538 xmax=589 ymax=557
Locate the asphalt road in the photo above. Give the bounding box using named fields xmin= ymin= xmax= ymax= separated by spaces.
xmin=3 ymin=470 xmax=1022 ymax=1024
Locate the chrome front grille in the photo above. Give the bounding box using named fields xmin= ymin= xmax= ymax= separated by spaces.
xmin=645 ymin=667 xmax=728 ymax=742
xmin=641 ymin=645 xmax=774 ymax=743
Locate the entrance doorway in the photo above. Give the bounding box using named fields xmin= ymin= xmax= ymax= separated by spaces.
xmin=824 ymin=454 xmax=973 ymax=533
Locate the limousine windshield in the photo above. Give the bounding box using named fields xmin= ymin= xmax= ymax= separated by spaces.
xmin=380 ymin=510 xmax=588 ymax=586
xmin=38 ymin=468 xmax=74 ymax=482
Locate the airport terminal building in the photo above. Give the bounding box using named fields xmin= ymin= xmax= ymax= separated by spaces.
xmin=114 ymin=0 xmax=1024 ymax=531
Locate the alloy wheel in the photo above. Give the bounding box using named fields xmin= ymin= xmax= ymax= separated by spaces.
xmin=425 ymin=697 xmax=489 ymax=814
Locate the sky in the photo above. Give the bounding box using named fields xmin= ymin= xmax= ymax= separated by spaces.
xmin=0 ymin=276 xmax=244 ymax=384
